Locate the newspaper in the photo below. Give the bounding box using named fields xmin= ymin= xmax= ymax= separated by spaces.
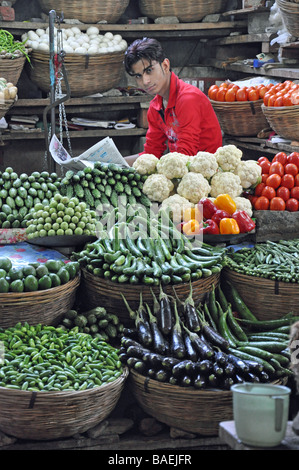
xmin=50 ymin=134 xmax=129 ymax=172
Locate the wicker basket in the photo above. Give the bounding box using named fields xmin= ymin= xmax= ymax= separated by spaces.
xmin=29 ymin=50 xmax=125 ymax=98
xmin=0 ymin=56 xmax=26 ymax=85
xmin=80 ymin=270 xmax=220 ymax=325
xmin=0 ymin=368 xmax=128 ymax=440
xmin=138 ymin=0 xmax=227 ymax=22
xmin=37 ymin=0 xmax=130 ymax=23
xmin=223 ymin=268 xmax=299 ymax=321
xmin=0 ymin=98 xmax=16 ymax=120
xmin=261 ymin=103 xmax=299 ymax=141
xmin=0 ymin=274 xmax=80 ymax=329
xmin=210 ymin=99 xmax=269 ymax=136
xmin=129 ymin=369 xmax=233 ymax=435
xmin=276 ymin=0 xmax=299 ymax=38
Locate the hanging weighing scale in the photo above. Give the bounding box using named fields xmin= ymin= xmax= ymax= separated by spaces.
xmin=43 ymin=9 xmax=72 ymax=173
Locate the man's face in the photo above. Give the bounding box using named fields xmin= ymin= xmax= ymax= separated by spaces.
xmin=130 ymin=58 xmax=170 ymax=97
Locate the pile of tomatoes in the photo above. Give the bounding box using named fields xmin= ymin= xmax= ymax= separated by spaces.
xmin=208 ymin=80 xmax=299 ymax=106
xmin=249 ymin=152 xmax=299 ymax=212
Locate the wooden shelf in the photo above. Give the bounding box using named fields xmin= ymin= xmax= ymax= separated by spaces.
xmin=0 ymin=20 xmax=247 ymax=39
xmin=209 ymin=32 xmax=276 ymax=46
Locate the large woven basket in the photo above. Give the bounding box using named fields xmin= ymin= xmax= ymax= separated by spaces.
xmin=210 ymin=99 xmax=269 ymax=136
xmin=262 ymin=103 xmax=299 ymax=141
xmin=0 ymin=274 xmax=80 ymax=329
xmin=0 ymin=56 xmax=26 ymax=85
xmin=223 ymin=268 xmax=299 ymax=320
xmin=129 ymin=370 xmax=233 ymax=435
xmin=37 ymin=0 xmax=130 ymax=23
xmin=29 ymin=50 xmax=125 ymax=97
xmin=276 ymin=0 xmax=299 ymax=38
xmin=0 ymin=98 xmax=16 ymax=120
xmin=138 ymin=0 xmax=227 ymax=22
xmin=80 ymin=270 xmax=220 ymax=325
xmin=0 ymin=368 xmax=128 ymax=440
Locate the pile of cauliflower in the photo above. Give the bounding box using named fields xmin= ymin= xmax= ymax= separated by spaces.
xmin=133 ymin=145 xmax=261 ymax=220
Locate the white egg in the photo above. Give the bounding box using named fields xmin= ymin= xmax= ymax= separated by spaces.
xmin=86 ymin=26 xmax=99 ymax=36
xmin=119 ymin=39 xmax=128 ymax=50
xmin=28 ymin=30 xmax=39 ymax=41
xmin=104 ymin=32 xmax=113 ymax=40
xmin=36 ymin=28 xmax=45 ymax=37
xmin=113 ymin=34 xmax=122 ymax=43
xmin=71 ymin=26 xmax=81 ymax=35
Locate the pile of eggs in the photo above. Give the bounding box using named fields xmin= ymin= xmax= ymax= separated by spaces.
xmin=21 ymin=26 xmax=128 ymax=55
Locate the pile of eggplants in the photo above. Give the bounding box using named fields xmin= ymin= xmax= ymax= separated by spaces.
xmin=119 ymin=282 xmax=281 ymax=390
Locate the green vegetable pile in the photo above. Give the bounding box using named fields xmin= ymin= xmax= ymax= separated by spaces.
xmin=60 ymin=162 xmax=151 ymax=212
xmin=0 ymin=167 xmax=60 ymax=229
xmin=119 ymin=281 xmax=294 ymax=390
xmin=25 ymin=193 xmax=97 ymax=239
xmin=58 ymin=306 xmax=124 ymax=344
xmin=225 ymin=239 xmax=299 ymax=283
xmin=0 ymin=29 xmax=31 ymax=62
xmin=0 ymin=257 xmax=79 ymax=293
xmin=0 ymin=322 xmax=123 ymax=391
xmin=71 ymin=209 xmax=226 ymax=286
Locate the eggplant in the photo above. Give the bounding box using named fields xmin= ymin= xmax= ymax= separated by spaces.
xmin=227 ymin=353 xmax=250 ymax=374
xmin=224 ymin=362 xmax=236 ymax=377
xmin=193 ymin=373 xmax=207 ymax=390
xmin=155 ymin=369 xmax=169 ymax=382
xmin=172 ymin=359 xmax=195 ymax=378
xmin=170 ymin=300 xmax=186 ymax=359
xmin=222 ymin=376 xmax=235 ymax=390
xmin=121 ymin=293 xmax=137 ymax=321
xmin=197 ymin=359 xmax=213 ymax=374
xmin=169 ymin=376 xmax=179 ymax=386
xmin=135 ymin=292 xmax=153 ymax=347
xmin=183 ymin=323 xmax=214 ymax=360
xmin=161 ymin=356 xmax=180 ymax=371
xmin=197 ymin=306 xmax=229 ymax=350
xmin=145 ymin=302 xmax=169 ymax=355
xmin=215 ymin=350 xmax=227 ymax=366
xmin=159 ymin=284 xmax=173 ymax=336
xmin=180 ymin=375 xmax=192 ymax=387
xmin=173 ymin=282 xmax=201 ymax=333
xmin=184 ymin=332 xmax=198 ymax=362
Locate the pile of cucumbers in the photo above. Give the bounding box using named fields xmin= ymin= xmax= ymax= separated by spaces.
xmin=0 ymin=256 xmax=80 ymax=293
xmin=0 ymin=322 xmax=123 ymax=391
xmin=119 ymin=281 xmax=295 ymax=390
xmin=71 ymin=209 xmax=226 ymax=286
xmin=58 ymin=306 xmax=124 ymax=344
xmin=60 ymin=162 xmax=151 ymax=212
xmin=0 ymin=167 xmax=61 ymax=229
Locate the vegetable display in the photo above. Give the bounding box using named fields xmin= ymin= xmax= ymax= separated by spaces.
xmin=71 ymin=209 xmax=226 ymax=285
xmin=58 ymin=306 xmax=124 ymax=344
xmin=22 ymin=27 xmax=127 ymax=55
xmin=262 ymin=80 xmax=299 ymax=107
xmin=119 ymin=282 xmax=294 ymax=389
xmin=0 ymin=77 xmax=18 ymax=101
xmin=251 ymin=152 xmax=299 ymax=212
xmin=0 ymin=256 xmax=80 ymax=293
xmin=25 ymin=193 xmax=97 ymax=239
xmin=0 ymin=29 xmax=31 ymax=62
xmin=224 ymin=238 xmax=299 ymax=283
xmin=0 ymin=322 xmax=123 ymax=391
xmin=0 ymin=167 xmax=61 ymax=229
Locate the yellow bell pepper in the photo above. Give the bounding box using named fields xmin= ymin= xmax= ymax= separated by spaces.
xmin=182 ymin=219 xmax=202 ymax=236
xmin=183 ymin=206 xmax=202 ymax=223
xmin=219 ymin=218 xmax=240 ymax=235
xmin=214 ymin=194 xmax=237 ymax=215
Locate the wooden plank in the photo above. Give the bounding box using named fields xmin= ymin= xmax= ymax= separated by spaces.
xmin=0 ymin=128 xmax=147 ymax=141
xmin=210 ymin=33 xmax=275 ymax=46
xmin=221 ymin=6 xmax=270 ymax=16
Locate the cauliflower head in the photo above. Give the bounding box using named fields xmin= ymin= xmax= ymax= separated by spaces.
xmin=142 ymin=173 xmax=174 ymax=202
xmin=156 ymin=152 xmax=189 ymax=180
xmin=188 ymin=151 xmax=218 ymax=179
xmin=210 ymin=171 xmax=243 ymax=199
xmin=234 ymin=196 xmax=253 ymax=217
xmin=234 ymin=160 xmax=262 ymax=189
xmin=215 ymin=145 xmax=243 ymax=172
xmin=133 ymin=153 xmax=159 ymax=175
xmin=177 ymin=172 xmax=211 ymax=204
xmin=161 ymin=194 xmax=194 ymax=223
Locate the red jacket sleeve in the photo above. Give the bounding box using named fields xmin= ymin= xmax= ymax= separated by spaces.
xmin=141 ymin=107 xmax=167 ymax=158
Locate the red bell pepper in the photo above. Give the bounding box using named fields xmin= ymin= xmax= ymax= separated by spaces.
xmin=211 ymin=209 xmax=231 ymax=226
xmin=199 ymin=198 xmax=217 ymax=220
xmin=202 ymin=219 xmax=219 ymax=234
xmin=232 ymin=210 xmax=255 ymax=233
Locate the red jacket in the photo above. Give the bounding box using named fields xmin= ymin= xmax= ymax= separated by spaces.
xmin=141 ymin=72 xmax=222 ymax=158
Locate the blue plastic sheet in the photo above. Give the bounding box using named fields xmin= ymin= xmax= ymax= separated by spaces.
xmin=0 ymin=242 xmax=67 ymax=268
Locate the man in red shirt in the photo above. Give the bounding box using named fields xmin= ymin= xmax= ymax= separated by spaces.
xmin=124 ymin=38 xmax=222 ymax=165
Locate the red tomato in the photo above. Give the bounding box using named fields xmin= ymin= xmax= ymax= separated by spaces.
xmin=216 ymin=88 xmax=226 ymax=102
xmin=274 ymin=96 xmax=284 ymax=107
xmin=268 ymin=94 xmax=278 ymax=107
xmin=257 ymin=156 xmax=269 ymax=163
xmin=261 ymin=173 xmax=269 ymax=184
xmin=273 ymin=152 xmax=287 ymax=165
xmin=261 ymin=185 xmax=276 ymax=200
xmin=281 ymin=173 xmax=295 ymax=189
xmin=248 ymin=88 xmax=260 ymax=101
xmin=236 ymin=88 xmax=248 ymax=101
xmin=284 ymin=163 xmax=298 ymax=176
xmin=266 ymin=174 xmax=281 ymax=189
xmin=258 ymin=85 xmax=267 ymax=99
xmin=254 ymin=182 xmax=266 ymax=197
xmin=254 ymin=196 xmax=270 ymax=210
xmin=283 ymin=93 xmax=293 ymax=107
xmin=247 ymin=195 xmax=258 ymax=206
xmin=269 ymin=161 xmax=284 ymax=177
xmin=208 ymin=85 xmax=219 ymax=99
xmin=225 ymin=88 xmax=236 ymax=102
xmin=295 ymin=173 xmax=299 ymax=186
xmin=276 ymin=186 xmax=290 ymax=201
xmin=291 ymin=186 xmax=299 ymax=200
xmin=286 ymin=198 xmax=299 ymax=212
xmin=259 ymin=159 xmax=271 ymax=174
xmin=287 ymin=152 xmax=299 ymax=167
xmin=269 ymin=197 xmax=286 ymax=211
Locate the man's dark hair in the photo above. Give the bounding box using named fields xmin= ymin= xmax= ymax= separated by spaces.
xmin=124 ymin=37 xmax=167 ymax=75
